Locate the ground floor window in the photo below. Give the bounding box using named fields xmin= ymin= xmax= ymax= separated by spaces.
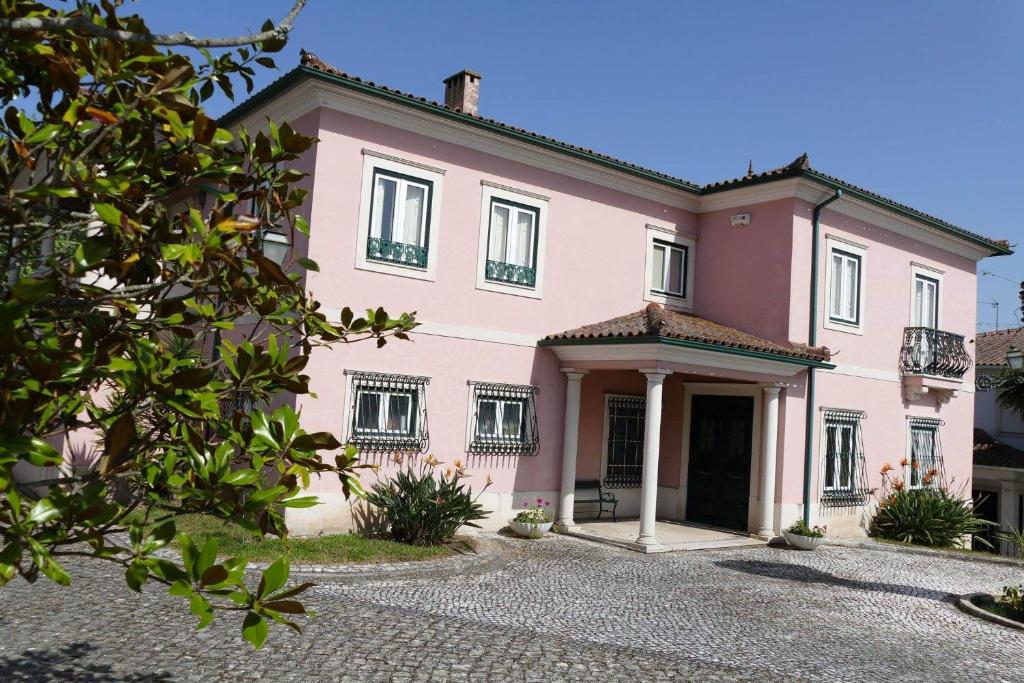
xmin=604 ymin=395 xmax=646 ymax=488
xmin=820 ymin=408 xmax=870 ymax=507
xmin=346 ymin=371 xmax=429 ymax=453
xmin=907 ymin=418 xmax=943 ymax=488
xmin=468 ymin=382 xmax=539 ymax=455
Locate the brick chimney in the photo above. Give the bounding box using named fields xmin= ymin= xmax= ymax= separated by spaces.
xmin=443 ymin=69 xmax=482 ymax=116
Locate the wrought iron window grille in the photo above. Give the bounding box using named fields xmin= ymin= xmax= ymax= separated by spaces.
xmin=345 ymin=371 xmax=430 ymax=453
xmin=820 ymin=408 xmax=871 ymax=508
xmin=898 ymin=327 xmax=971 ymax=379
xmin=604 ymin=395 xmax=646 ymax=488
xmin=907 ymin=416 xmax=945 ymax=488
xmin=467 ymin=382 xmax=540 ymax=456
xmin=366 ymin=237 xmax=428 ymax=268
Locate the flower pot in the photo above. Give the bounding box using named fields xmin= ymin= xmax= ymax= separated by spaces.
xmin=510 ymin=520 xmax=553 ymax=539
xmin=782 ymin=530 xmax=825 ymax=551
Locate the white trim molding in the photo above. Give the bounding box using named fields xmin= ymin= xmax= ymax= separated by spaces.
xmin=354 ymin=152 xmax=445 ymax=282
xmin=362 ymin=148 xmax=447 ymax=175
xmin=475 ymin=182 xmax=550 ymax=300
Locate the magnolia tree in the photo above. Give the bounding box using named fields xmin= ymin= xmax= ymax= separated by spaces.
xmin=0 ymin=0 xmax=415 ymax=647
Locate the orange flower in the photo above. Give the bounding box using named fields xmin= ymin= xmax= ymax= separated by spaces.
xmin=445 ymin=467 xmax=453 ymax=478
xmin=893 ymin=480 xmax=905 ymax=492
xmin=922 ymin=474 xmax=933 ymax=486
xmin=927 ymin=468 xmax=939 ymax=478
xmin=911 ymin=461 xmax=920 ymax=470
xmin=899 ymin=458 xmax=908 ymax=467
xmin=424 ymin=454 xmax=440 ymax=467
xmin=880 ymin=462 xmax=893 ymax=475
xmin=485 ymin=474 xmax=493 ymax=486
xmin=391 ymin=453 xmax=404 ymax=465
xmin=453 ymin=459 xmax=464 ymax=470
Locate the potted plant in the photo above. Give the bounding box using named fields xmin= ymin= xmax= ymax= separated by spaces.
xmin=510 ymin=498 xmax=553 ymax=539
xmin=782 ymin=519 xmax=827 ymax=550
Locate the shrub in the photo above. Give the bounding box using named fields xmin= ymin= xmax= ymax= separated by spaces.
xmin=1000 ymin=585 xmax=1024 ymax=620
xmin=786 ymin=519 xmax=826 ymax=538
xmin=366 ymin=455 xmax=492 ymax=546
xmin=869 ymin=463 xmax=992 ymax=548
xmin=514 ymin=498 xmax=553 ymax=525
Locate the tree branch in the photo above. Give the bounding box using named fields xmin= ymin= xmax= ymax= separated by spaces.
xmin=0 ymin=0 xmax=307 ymax=48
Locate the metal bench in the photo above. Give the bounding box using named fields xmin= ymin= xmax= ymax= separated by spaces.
xmin=574 ymin=479 xmax=618 ymax=521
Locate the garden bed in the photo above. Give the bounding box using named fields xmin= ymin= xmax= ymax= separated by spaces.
xmin=957 ymin=593 xmax=1024 ymax=631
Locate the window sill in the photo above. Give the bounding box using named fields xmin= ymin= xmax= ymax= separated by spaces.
xmin=476 ymin=279 xmax=542 ymax=300
xmin=823 ymin=318 xmax=863 ymax=336
xmin=643 ymin=289 xmax=692 ymax=311
xmin=355 ymin=258 xmax=435 ymax=282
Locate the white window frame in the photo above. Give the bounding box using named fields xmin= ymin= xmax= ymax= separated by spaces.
xmin=475 ymin=397 xmax=526 ymax=440
xmin=822 ymin=418 xmax=858 ymax=493
xmin=643 ymin=225 xmax=695 ymax=310
xmin=909 ymin=263 xmax=943 ymax=330
xmin=352 ymin=389 xmax=416 ymax=437
xmin=905 ymin=420 xmax=941 ymax=489
xmin=475 ymin=181 xmax=549 ymax=299
xmin=463 ymin=381 xmax=539 ymax=455
xmin=823 ymin=236 xmax=866 ymax=335
xmin=355 ymin=151 xmax=444 ymax=282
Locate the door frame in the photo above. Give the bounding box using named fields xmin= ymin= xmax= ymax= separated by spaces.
xmin=677 ymin=383 xmax=763 ymax=533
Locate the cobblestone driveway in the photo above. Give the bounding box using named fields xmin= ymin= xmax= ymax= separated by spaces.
xmin=1 ymin=534 xmax=1022 ymax=682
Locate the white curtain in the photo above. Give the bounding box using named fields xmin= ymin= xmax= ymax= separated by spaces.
xmin=513 ymin=211 xmax=533 ymax=266
xmin=489 ymin=205 xmax=509 ymax=261
xmin=402 ymin=184 xmax=425 ymax=245
xmin=372 ymin=177 xmax=397 ymax=241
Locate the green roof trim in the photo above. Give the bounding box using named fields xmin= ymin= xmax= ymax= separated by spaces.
xmin=537 ymin=334 xmax=836 ymax=370
xmin=219 ymin=64 xmax=1011 ymax=258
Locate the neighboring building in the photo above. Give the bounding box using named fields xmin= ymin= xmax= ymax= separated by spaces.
xmin=972 ymin=327 xmax=1024 ymax=554
xmin=214 ymin=51 xmax=1011 ymax=546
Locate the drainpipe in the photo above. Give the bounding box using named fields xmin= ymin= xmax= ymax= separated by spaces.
xmin=803 ymin=189 xmax=842 ymax=525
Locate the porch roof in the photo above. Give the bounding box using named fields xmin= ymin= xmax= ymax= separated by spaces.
xmin=539 ymin=303 xmax=833 ymax=368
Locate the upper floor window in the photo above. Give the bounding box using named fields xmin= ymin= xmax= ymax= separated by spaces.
xmin=368 ymin=169 xmax=432 ymax=268
xmin=356 ymin=151 xmax=444 ymax=282
xmin=824 ymin=237 xmax=866 ymax=334
xmin=345 ymin=370 xmax=429 ymax=453
xmin=485 ymin=198 xmax=539 ymax=288
xmin=467 ymin=382 xmax=539 ymax=455
xmin=651 ymin=239 xmax=688 ymax=298
xmin=643 ymin=226 xmax=695 ymax=310
xmin=912 ymin=272 xmax=940 ymax=329
xmin=475 ymin=181 xmax=549 ymax=299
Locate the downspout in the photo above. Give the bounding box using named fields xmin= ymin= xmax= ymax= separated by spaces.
xmin=803 ymin=189 xmax=842 ymax=525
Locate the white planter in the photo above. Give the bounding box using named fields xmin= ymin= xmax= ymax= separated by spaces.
xmin=510 ymin=520 xmax=553 ymax=539
xmin=782 ymin=531 xmax=825 ymax=551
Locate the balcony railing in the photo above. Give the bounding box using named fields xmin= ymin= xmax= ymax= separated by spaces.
xmin=486 ymin=260 xmax=536 ymax=287
xmin=367 ymin=237 xmax=428 ymax=268
xmin=899 ymin=327 xmax=971 ymax=379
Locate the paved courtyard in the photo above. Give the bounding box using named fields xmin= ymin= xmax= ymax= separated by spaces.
xmin=1 ymin=534 xmax=1023 ymax=682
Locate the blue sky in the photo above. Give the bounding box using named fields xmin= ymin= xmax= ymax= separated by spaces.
xmin=139 ymin=0 xmax=1024 ymax=331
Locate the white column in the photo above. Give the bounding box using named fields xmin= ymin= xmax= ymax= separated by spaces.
xmin=999 ymin=483 xmax=1018 ymax=556
xmin=757 ymin=385 xmax=783 ymax=539
xmin=637 ymin=369 xmax=672 ymax=546
xmin=555 ymin=369 xmax=588 ymax=531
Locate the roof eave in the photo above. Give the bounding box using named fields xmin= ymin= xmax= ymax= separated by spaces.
xmin=537 ymin=334 xmax=835 ymax=369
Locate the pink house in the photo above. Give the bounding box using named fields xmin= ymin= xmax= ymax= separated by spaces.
xmin=221 ymin=52 xmax=1011 ymax=549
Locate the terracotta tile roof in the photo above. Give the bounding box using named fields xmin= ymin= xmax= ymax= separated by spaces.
xmin=976 ymin=327 xmax=1024 ymax=367
xmin=705 ymin=154 xmax=1011 ymax=254
xmin=220 ymin=55 xmax=1012 ymax=257
xmin=296 ymin=51 xmax=702 ymax=192
xmin=974 ymin=428 xmax=1024 ymax=469
xmin=542 ymin=303 xmax=831 ymax=363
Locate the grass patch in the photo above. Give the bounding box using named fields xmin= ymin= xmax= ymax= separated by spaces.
xmin=138 ymin=513 xmax=458 ymax=565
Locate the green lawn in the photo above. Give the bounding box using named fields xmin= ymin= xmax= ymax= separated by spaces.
xmin=140 ymin=513 xmax=457 ymax=565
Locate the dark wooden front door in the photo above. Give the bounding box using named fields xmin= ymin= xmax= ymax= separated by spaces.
xmin=686 ymin=395 xmax=754 ymax=532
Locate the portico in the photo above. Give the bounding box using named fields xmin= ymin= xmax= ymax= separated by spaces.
xmin=540 ymin=304 xmax=833 ymax=551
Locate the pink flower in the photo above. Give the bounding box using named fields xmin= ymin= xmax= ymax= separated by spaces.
xmin=523 ymin=502 xmax=529 ymax=508
xmin=544 ymin=501 xmax=550 ymax=506
xmin=536 ymin=497 xmax=543 ymax=504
